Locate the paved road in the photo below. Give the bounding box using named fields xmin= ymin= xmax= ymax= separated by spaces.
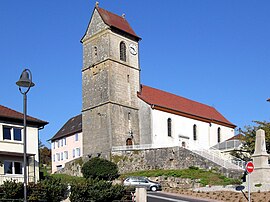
xmin=147 ymin=192 xmax=212 ymax=202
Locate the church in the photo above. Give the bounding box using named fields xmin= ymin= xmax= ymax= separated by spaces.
xmin=51 ymin=3 xmax=236 ymax=173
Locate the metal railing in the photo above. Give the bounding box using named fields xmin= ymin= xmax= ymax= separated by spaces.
xmin=190 ymin=144 xmax=245 ymax=170
xmin=112 ymin=144 xmax=160 ymax=151
xmin=211 ymin=140 xmax=242 ymax=150
xmin=0 ymin=175 xmax=34 ymax=185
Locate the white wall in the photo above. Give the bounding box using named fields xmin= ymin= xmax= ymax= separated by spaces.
xmin=51 ymin=132 xmax=83 ymax=173
xmin=0 ymin=123 xmax=40 ymax=182
xmin=151 ymin=109 xmax=234 ymax=150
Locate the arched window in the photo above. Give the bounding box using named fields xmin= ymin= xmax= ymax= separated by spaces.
xmin=120 ymin=41 xmax=126 ymax=62
xmin=193 ymin=124 xmax=197 ymax=141
xmin=126 ymin=138 xmax=133 ymax=146
xmin=167 ymin=118 xmax=172 ymax=137
xmin=182 ymin=142 xmax=186 ymax=148
xmin=217 ymin=127 xmax=221 ymax=143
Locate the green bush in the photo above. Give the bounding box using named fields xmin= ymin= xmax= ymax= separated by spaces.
xmin=69 ymin=179 xmax=125 ymax=202
xmin=40 ymin=176 xmax=68 ymax=202
xmin=81 ymin=157 xmax=119 ymax=180
xmin=0 ymin=177 xmax=67 ymax=201
xmin=0 ymin=180 xmax=23 ymax=199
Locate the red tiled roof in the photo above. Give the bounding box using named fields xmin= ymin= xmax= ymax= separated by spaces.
xmin=226 ymin=133 xmax=244 ymax=141
xmin=138 ymin=85 xmax=236 ymax=128
xmin=0 ymin=104 xmax=48 ymax=127
xmin=96 ymin=7 xmax=140 ymax=40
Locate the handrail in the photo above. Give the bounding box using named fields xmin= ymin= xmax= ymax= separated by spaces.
xmin=190 ymin=143 xmax=245 ymax=170
xmin=0 ymin=175 xmax=34 ymax=185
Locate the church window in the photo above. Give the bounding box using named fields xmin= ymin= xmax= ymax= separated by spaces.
xmin=128 ymin=112 xmax=131 ymax=120
xmin=193 ymin=124 xmax=197 ymax=141
xmin=126 ymin=138 xmax=133 ymax=146
xmin=120 ymin=41 xmax=126 ymax=62
xmin=94 ymin=46 xmax=97 ymax=56
xmin=182 ymin=142 xmax=186 ymax=148
xmin=217 ymin=127 xmax=221 ymax=143
xmin=167 ymin=118 xmax=172 ymax=137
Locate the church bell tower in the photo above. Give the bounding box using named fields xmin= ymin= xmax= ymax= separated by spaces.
xmin=81 ymin=3 xmax=141 ymax=158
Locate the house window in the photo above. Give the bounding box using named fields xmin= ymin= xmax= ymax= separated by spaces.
xmin=120 ymin=41 xmax=126 ymax=62
xmin=53 ymin=142 xmax=55 ymax=149
xmin=73 ymin=149 xmax=75 ymax=158
xmin=4 ymin=161 xmax=12 ymax=174
xmin=217 ymin=127 xmax=221 ymax=143
xmin=3 ymin=127 xmax=11 ymax=140
xmin=193 ymin=124 xmax=197 ymax=141
xmin=3 ymin=126 xmax=22 ymax=141
xmin=61 ymin=152 xmax=63 ymax=160
xmin=76 ymin=148 xmax=81 ymax=157
xmin=53 ymin=154 xmax=55 ymax=162
xmin=56 ymin=153 xmax=60 ymax=161
xmin=63 ymin=138 xmax=66 ymax=145
xmin=64 ymin=151 xmax=68 ymax=160
xmin=57 ymin=140 xmax=60 ymax=148
xmin=167 ymin=118 xmax=172 ymax=137
xmin=13 ymin=128 xmax=22 ymax=141
xmin=61 ymin=139 xmax=63 ymax=147
xmin=4 ymin=161 xmax=22 ymax=175
xmin=75 ymin=133 xmax=79 ymax=141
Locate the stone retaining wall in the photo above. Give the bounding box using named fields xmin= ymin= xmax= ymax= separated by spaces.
xmin=112 ymin=146 xmax=243 ymax=178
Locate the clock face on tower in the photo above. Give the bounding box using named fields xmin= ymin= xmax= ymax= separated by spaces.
xmin=129 ymin=43 xmax=137 ymax=55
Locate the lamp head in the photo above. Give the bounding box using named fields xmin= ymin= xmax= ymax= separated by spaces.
xmin=16 ymin=69 xmax=35 ymax=88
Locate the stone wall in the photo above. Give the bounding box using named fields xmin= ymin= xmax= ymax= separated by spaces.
xmin=111 ymin=147 xmax=243 ymax=178
xmin=58 ymin=147 xmax=243 ymax=180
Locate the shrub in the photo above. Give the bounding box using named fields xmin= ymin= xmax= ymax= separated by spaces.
xmin=0 ymin=180 xmax=23 ymax=199
xmin=40 ymin=176 xmax=68 ymax=202
xmin=69 ymin=179 xmax=125 ymax=202
xmin=81 ymin=157 xmax=119 ymax=180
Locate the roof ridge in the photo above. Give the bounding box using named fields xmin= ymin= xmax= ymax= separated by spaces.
xmin=141 ymin=85 xmax=214 ymax=109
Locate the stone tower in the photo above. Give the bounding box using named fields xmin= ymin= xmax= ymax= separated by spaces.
xmin=81 ymin=4 xmax=141 ymax=158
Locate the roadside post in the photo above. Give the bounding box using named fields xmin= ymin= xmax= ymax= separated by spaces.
xmin=245 ymin=161 xmax=254 ymax=202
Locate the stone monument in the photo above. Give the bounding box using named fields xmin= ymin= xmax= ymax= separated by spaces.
xmin=250 ymin=129 xmax=270 ymax=187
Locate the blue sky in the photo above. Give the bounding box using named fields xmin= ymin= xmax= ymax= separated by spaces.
xmin=1 ymin=1 xmax=270 ymax=147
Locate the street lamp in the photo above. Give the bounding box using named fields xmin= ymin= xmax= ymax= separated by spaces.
xmin=16 ymin=69 xmax=35 ymax=202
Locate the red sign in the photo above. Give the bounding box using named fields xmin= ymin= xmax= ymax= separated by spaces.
xmin=246 ymin=161 xmax=254 ymax=173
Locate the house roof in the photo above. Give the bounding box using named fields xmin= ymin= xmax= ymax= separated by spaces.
xmin=138 ymin=85 xmax=236 ymax=128
xmin=0 ymin=104 xmax=48 ymax=128
xmin=50 ymin=114 xmax=82 ymax=141
xmin=226 ymin=133 xmax=244 ymax=141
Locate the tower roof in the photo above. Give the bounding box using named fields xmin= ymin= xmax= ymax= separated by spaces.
xmin=96 ymin=7 xmax=140 ymax=40
xmin=138 ymin=85 xmax=236 ymax=128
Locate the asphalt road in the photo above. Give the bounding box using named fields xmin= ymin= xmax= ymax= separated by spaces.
xmin=147 ymin=192 xmax=211 ymax=202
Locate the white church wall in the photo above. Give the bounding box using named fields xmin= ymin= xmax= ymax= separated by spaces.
xmin=151 ymin=109 xmax=234 ymax=150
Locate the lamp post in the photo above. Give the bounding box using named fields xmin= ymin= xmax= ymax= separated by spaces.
xmin=16 ymin=69 xmax=35 ymax=202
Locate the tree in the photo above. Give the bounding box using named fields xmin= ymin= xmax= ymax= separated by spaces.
xmin=39 ymin=140 xmax=51 ymax=166
xmin=81 ymin=157 xmax=119 ymax=181
xmin=231 ymin=121 xmax=270 ymax=161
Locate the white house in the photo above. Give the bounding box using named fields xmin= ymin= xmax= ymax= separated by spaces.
xmin=0 ymin=104 xmax=48 ymax=184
